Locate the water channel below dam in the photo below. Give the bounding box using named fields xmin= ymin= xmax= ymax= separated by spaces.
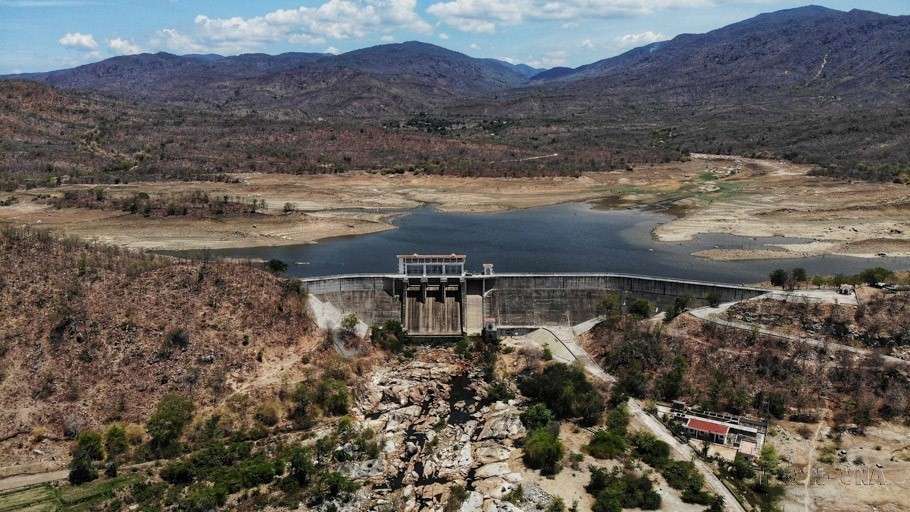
xmin=201 ymin=203 xmax=910 ymax=283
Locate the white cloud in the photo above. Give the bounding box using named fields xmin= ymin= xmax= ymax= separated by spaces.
xmin=3 ymin=1 xmax=102 ymax=6
xmin=438 ymin=32 xmax=449 ymax=40
xmin=325 ymin=46 xmax=341 ymax=54
xmin=150 ymin=28 xmax=261 ymax=54
xmin=106 ymin=37 xmax=142 ymax=55
xmin=541 ymin=50 xmax=568 ymax=66
xmin=578 ymin=38 xmax=594 ymax=50
xmin=614 ymin=30 xmax=669 ymax=47
xmin=526 ymin=50 xmax=569 ymax=68
xmin=153 ymin=0 xmax=432 ymax=54
xmin=428 ymin=0 xmax=521 ymax=33
xmin=380 ymin=34 xmax=395 ymax=42
xmin=58 ymin=32 xmax=98 ymax=50
xmin=428 ymin=0 xmax=718 ymax=33
xmin=469 ymin=43 xmax=479 ymax=49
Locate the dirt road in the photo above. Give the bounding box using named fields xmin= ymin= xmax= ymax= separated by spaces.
xmin=0 ymin=469 xmax=67 ymax=492
xmin=536 ymin=325 xmax=747 ymax=512
xmin=688 ymin=298 xmax=910 ymax=367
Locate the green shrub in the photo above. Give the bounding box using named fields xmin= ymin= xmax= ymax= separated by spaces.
xmin=605 ymin=404 xmax=629 ymax=437
xmin=630 ymin=431 xmax=670 ymax=468
xmin=444 ymin=484 xmax=470 ymax=512
xmin=291 ymin=382 xmax=315 ymax=427
xmin=126 ymin=480 xmax=167 ymax=505
xmin=704 ymin=292 xmax=722 ymax=308
xmin=241 ymin=462 xmax=276 ymax=487
xmin=76 ymin=430 xmax=104 ymax=461
xmin=178 ymin=482 xmax=227 ymax=512
xmin=68 ymin=449 xmax=98 ymax=485
xmin=165 ymin=328 xmax=190 ymax=350
xmin=586 ymin=430 xmax=627 ymax=459
xmin=661 ymin=459 xmax=704 ymax=492
xmin=289 ymin=447 xmax=316 ymax=485
xmin=518 ymin=363 xmax=605 ymax=426
xmin=317 ymin=471 xmax=358 ymax=500
xmin=504 ymin=484 xmax=524 ymax=504
xmin=769 ymin=269 xmax=788 ymax=287
xmin=628 ymin=299 xmax=653 ymax=318
xmin=207 ymin=467 xmax=244 ymax=494
xmin=682 ymin=488 xmax=720 ymax=505
xmin=340 ymin=314 xmax=359 ymax=334
xmin=254 ymin=400 xmax=281 ymax=426
xmin=104 ymin=457 xmax=119 ymax=478
xmin=161 ymin=461 xmax=195 ymax=484
xmin=147 ymin=393 xmax=195 ymax=457
xmin=520 ymin=403 xmax=555 ymax=431
xmin=546 ymin=496 xmax=566 ymax=512
xmin=371 ymin=320 xmax=409 ymax=352
xmin=266 ymin=259 xmax=289 ymax=274
xmin=488 ymin=380 xmax=515 ymax=401
xmin=522 ymin=427 xmax=565 ymax=475
xmin=104 ymin=424 xmax=129 ymax=458
xmin=454 ymin=337 xmax=472 ymax=357
xmin=316 ymin=379 xmax=350 ymax=416
xmin=587 ymin=466 xmax=660 ymax=512
xmin=727 ymin=453 xmax=756 ymax=480
xmin=595 ymin=293 xmax=621 ymax=317
xmin=858 ymin=267 xmax=894 ymax=285
xmin=666 ymin=294 xmax=692 ymax=321
xmin=654 ymin=355 xmax=688 ymax=402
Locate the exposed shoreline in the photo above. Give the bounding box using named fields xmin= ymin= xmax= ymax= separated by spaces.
xmin=0 ymin=156 xmax=908 ymax=262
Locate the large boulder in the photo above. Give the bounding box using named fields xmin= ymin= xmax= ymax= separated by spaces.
xmin=339 ymin=458 xmax=387 ymax=479
xmin=478 ymin=411 xmax=525 ymax=440
xmin=476 ymin=442 xmax=512 ymax=464
xmin=458 ymin=491 xmax=484 ymax=512
xmin=473 ymin=476 xmax=517 ymax=499
xmin=475 ymin=462 xmax=511 ymax=479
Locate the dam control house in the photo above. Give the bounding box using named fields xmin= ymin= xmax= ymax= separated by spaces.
xmin=397 ymin=253 xmax=467 ymax=277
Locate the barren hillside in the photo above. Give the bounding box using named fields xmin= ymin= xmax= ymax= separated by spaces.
xmin=0 ymin=228 xmax=320 ymax=467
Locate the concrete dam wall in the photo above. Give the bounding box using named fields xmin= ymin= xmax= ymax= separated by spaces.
xmin=303 ymin=275 xmax=403 ymax=328
xmin=302 ymin=273 xmax=767 ymax=335
xmin=485 ymin=274 xmax=764 ymax=327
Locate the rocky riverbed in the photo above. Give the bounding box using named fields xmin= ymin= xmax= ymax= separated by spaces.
xmin=335 ymin=348 xmax=561 ymax=511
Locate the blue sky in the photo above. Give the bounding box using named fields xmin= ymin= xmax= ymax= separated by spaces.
xmin=0 ymin=0 xmax=907 ymax=74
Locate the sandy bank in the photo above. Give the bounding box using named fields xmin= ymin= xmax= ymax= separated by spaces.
xmin=2 ymin=158 xmax=909 ymax=260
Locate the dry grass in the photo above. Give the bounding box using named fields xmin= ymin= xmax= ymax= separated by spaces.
xmin=0 ymin=227 xmax=322 ymax=466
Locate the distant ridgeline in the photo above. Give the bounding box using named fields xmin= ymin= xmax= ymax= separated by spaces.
xmin=1 ymin=6 xmax=908 ymax=187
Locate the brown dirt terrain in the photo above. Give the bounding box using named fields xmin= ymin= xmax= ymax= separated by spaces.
xmin=0 ymin=229 xmax=321 ymax=473
xmin=2 ymin=155 xmax=909 ymax=257
xmin=775 ymin=420 xmax=910 ymax=512
xmin=725 ymin=292 xmax=910 ymax=353
xmin=666 ymin=156 xmax=910 ymax=260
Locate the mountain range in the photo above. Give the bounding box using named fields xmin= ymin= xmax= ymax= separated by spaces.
xmin=1 ymin=5 xmax=908 ymax=180
xmin=8 ymin=5 xmax=907 ymax=117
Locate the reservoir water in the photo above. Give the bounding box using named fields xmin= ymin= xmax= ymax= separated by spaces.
xmin=203 ymin=203 xmax=909 ymax=283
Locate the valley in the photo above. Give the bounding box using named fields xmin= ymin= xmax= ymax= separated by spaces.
xmin=1 ymin=4 xmax=909 ymax=512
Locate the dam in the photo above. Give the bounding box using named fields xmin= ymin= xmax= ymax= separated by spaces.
xmin=302 ymin=254 xmax=767 ymax=337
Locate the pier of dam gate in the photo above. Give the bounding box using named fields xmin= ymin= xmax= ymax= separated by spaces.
xmin=301 ymin=256 xmax=767 ymax=337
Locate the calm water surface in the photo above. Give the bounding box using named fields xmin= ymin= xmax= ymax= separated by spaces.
xmin=200 ymin=203 xmax=910 ymax=283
